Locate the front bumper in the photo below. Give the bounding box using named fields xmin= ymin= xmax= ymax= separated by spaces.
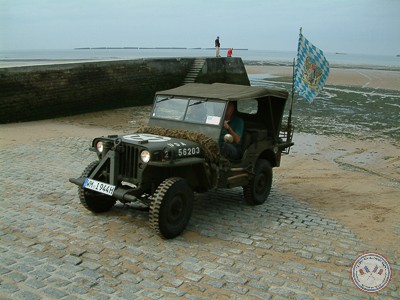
xmin=69 ymin=177 xmax=139 ymax=202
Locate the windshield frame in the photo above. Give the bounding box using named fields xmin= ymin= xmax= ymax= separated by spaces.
xmin=151 ymin=95 xmax=226 ymax=126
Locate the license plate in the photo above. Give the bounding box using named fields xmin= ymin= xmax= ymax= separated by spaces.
xmin=83 ymin=178 xmax=115 ymax=196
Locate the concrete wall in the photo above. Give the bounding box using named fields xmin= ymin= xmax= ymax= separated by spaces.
xmin=0 ymin=57 xmax=249 ymax=123
xmin=197 ymin=58 xmax=250 ymax=85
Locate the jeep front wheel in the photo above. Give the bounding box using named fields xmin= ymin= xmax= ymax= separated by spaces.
xmin=79 ymin=161 xmax=116 ymax=213
xmin=149 ymin=177 xmax=194 ymax=239
xmin=243 ymin=159 xmax=272 ymax=205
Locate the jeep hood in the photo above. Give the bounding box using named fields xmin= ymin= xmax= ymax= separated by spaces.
xmin=121 ymin=133 xmax=198 ymax=148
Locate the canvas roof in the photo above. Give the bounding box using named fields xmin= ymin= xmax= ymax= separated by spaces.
xmin=156 ymin=83 xmax=289 ymax=101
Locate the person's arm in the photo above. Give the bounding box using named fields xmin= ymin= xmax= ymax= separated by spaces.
xmin=224 ymin=121 xmax=241 ymax=143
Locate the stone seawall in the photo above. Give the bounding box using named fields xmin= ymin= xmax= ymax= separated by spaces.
xmin=0 ymin=57 xmax=249 ymax=123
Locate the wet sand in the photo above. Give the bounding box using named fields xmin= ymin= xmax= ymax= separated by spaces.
xmin=245 ymin=65 xmax=400 ymax=91
xmin=0 ymin=65 xmax=399 ymax=253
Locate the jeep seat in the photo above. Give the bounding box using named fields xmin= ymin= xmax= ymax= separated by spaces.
xmin=242 ymin=129 xmax=268 ymax=150
xmin=241 ymin=130 xmax=253 ymax=152
xmin=227 ymin=129 xmax=262 ymax=163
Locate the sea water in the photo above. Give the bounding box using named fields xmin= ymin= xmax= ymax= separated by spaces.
xmin=0 ymin=48 xmax=399 ymax=68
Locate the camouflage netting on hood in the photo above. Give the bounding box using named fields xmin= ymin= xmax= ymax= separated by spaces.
xmin=136 ymin=126 xmax=220 ymax=163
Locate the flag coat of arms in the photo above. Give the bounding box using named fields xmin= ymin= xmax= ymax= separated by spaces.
xmin=294 ymin=31 xmax=330 ymax=102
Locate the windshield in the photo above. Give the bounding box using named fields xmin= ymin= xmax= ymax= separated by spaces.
xmin=152 ymin=96 xmax=226 ymax=125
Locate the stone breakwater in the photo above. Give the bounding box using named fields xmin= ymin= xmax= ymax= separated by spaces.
xmin=0 ymin=57 xmax=249 ymax=123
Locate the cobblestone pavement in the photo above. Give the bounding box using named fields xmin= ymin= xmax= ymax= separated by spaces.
xmin=0 ymin=136 xmax=399 ymax=299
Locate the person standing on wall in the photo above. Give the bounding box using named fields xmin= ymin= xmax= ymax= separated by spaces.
xmin=215 ymin=36 xmax=221 ymax=57
xmin=227 ymin=48 xmax=233 ymax=57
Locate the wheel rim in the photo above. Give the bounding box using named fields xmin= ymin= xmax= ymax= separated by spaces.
xmin=255 ymin=172 xmax=267 ymax=195
xmin=167 ymin=194 xmax=186 ymax=224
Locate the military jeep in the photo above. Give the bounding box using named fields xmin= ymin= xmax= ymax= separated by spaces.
xmin=70 ymin=83 xmax=294 ymax=238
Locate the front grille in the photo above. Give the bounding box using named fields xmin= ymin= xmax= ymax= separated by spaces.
xmin=119 ymin=144 xmax=139 ymax=180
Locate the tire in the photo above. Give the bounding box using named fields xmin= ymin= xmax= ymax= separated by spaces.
xmin=78 ymin=161 xmax=116 ymax=213
xmin=149 ymin=177 xmax=194 ymax=239
xmin=243 ymin=159 xmax=272 ymax=205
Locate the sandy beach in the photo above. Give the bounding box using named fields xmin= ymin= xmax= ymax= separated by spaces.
xmin=0 ymin=64 xmax=399 ymax=255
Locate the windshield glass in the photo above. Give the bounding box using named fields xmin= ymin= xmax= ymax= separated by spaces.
xmin=152 ymin=96 xmax=226 ymax=125
xmin=152 ymin=97 xmax=188 ymax=120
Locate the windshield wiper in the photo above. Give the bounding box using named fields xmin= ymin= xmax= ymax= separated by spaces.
xmin=188 ymin=100 xmax=208 ymax=107
xmin=156 ymin=96 xmax=173 ymax=103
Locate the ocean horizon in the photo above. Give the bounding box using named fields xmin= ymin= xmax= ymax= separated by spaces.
xmin=1 ymin=48 xmax=399 ymax=68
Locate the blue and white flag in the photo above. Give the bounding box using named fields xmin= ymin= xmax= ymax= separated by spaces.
xmin=294 ymin=31 xmax=330 ymax=103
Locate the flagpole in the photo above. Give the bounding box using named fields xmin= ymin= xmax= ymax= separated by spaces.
xmin=286 ymin=58 xmax=295 ymax=143
xmin=286 ymin=27 xmax=302 ymax=143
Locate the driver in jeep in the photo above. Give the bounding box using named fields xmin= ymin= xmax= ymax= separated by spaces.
xmin=220 ymin=102 xmax=244 ymax=160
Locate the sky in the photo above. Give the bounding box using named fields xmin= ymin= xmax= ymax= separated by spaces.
xmin=1 ymin=0 xmax=399 ymax=55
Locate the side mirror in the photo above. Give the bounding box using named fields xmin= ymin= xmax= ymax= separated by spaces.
xmin=224 ymin=134 xmax=233 ymax=143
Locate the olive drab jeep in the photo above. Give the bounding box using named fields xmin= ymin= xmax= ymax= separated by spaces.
xmin=69 ymin=83 xmax=294 ymax=239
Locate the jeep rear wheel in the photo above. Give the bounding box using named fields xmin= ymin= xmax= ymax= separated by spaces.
xmin=149 ymin=177 xmax=193 ymax=239
xmin=79 ymin=161 xmax=116 ymax=213
xmin=243 ymin=159 xmax=272 ymax=205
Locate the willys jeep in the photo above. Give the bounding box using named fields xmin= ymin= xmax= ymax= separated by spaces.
xmin=69 ymin=83 xmax=294 ymax=238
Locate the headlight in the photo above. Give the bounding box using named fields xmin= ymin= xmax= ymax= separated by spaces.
xmin=96 ymin=141 xmax=104 ymax=153
xmin=140 ymin=150 xmax=151 ymax=163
